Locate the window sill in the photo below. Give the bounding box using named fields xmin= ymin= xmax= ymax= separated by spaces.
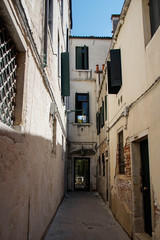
xmin=72 ymin=122 xmax=92 ymax=127
xmin=73 ymin=69 xmax=91 ymax=72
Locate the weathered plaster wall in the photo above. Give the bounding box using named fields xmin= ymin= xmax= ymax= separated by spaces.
xmin=0 ymin=0 xmax=70 ymax=239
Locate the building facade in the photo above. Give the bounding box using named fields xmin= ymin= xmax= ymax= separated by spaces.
xmin=67 ymin=36 xmax=111 ymax=192
xmin=97 ymin=0 xmax=160 ymax=239
xmin=0 ymin=0 xmax=71 ymax=239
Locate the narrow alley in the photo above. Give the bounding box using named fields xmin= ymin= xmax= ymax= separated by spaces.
xmin=44 ymin=192 xmax=131 ymax=240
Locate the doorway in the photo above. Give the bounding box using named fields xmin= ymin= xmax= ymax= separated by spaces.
xmin=140 ymin=139 xmax=152 ymax=236
xmin=74 ymin=158 xmax=90 ymax=191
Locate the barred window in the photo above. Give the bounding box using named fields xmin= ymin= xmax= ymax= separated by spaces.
xmin=0 ymin=18 xmax=17 ymax=126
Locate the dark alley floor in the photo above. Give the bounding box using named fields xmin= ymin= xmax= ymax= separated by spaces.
xmin=44 ymin=192 xmax=131 ymax=240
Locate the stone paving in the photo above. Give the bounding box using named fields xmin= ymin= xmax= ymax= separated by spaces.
xmin=44 ymin=192 xmax=131 ymax=240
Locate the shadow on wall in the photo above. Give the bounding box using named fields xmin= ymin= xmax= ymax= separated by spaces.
xmin=0 ymin=128 xmax=65 ymax=240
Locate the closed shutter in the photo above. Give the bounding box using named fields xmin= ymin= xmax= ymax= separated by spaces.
xmin=61 ymin=52 xmax=70 ymax=96
xmin=100 ymin=107 xmax=102 ymax=128
xmin=110 ymin=49 xmax=122 ymax=87
xmin=105 ymin=95 xmax=107 ymax=121
xmin=149 ymin=0 xmax=160 ymax=36
xmin=84 ymin=45 xmax=89 ymax=69
xmin=86 ymin=92 xmax=89 ymax=122
xmin=76 ymin=47 xmax=82 ymax=69
xmin=102 ymin=101 xmax=104 ymax=127
xmin=96 ymin=112 xmax=100 ymax=135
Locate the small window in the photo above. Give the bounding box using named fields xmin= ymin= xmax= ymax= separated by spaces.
xmin=76 ymin=45 xmax=89 ymax=70
xmin=149 ymin=0 xmax=160 ymax=37
xmin=75 ymin=92 xmax=89 ymax=123
xmin=118 ymin=131 xmax=125 ymax=174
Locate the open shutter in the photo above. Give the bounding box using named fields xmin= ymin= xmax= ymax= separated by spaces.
xmin=110 ymin=49 xmax=122 ymax=87
xmin=105 ymin=95 xmax=107 ymax=121
xmin=149 ymin=0 xmax=160 ymax=36
xmin=61 ymin=52 xmax=70 ymax=96
xmin=107 ymin=61 xmax=120 ymax=94
xmin=84 ymin=45 xmax=89 ymax=70
xmin=76 ymin=47 xmax=82 ymax=69
xmin=86 ymin=92 xmax=89 ymax=122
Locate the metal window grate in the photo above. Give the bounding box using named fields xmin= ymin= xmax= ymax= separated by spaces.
xmin=0 ymin=18 xmax=17 ymax=126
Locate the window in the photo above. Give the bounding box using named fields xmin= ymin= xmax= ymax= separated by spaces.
xmin=118 ymin=131 xmax=125 ymax=174
xmin=149 ymin=0 xmax=160 ymax=37
xmin=0 ymin=18 xmax=17 ymax=126
xmin=75 ymin=92 xmax=89 ymax=123
xmin=107 ymin=49 xmax=122 ymax=94
xmin=76 ymin=45 xmax=89 ymax=70
xmin=102 ymin=153 xmax=105 ymax=176
xmin=48 ymin=0 xmax=53 ymax=39
xmin=44 ymin=0 xmax=53 ymax=66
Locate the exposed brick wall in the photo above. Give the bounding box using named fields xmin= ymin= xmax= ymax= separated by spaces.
xmin=115 ymin=139 xmax=133 ymax=213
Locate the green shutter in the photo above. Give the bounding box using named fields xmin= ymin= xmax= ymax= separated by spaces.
xmin=86 ymin=92 xmax=89 ymax=123
xmin=61 ymin=52 xmax=70 ymax=96
xmin=105 ymin=95 xmax=107 ymax=121
xmin=100 ymin=107 xmax=102 ymax=128
xmin=102 ymin=101 xmax=104 ymax=127
xmin=96 ymin=112 xmax=100 ymax=135
xmin=76 ymin=47 xmax=82 ymax=69
xmin=84 ymin=45 xmax=89 ymax=69
xmin=110 ymin=49 xmax=122 ymax=87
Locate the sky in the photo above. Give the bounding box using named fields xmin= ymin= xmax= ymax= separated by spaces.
xmin=71 ymin=0 xmax=125 ymax=37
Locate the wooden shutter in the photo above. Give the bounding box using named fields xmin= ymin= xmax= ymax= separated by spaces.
xmin=107 ymin=61 xmax=120 ymax=94
xmin=102 ymin=101 xmax=104 ymax=127
xmin=149 ymin=0 xmax=160 ymax=36
xmin=96 ymin=112 xmax=100 ymax=135
xmin=76 ymin=47 xmax=82 ymax=69
xmin=61 ymin=52 xmax=70 ymax=96
xmin=110 ymin=49 xmax=122 ymax=87
xmin=84 ymin=45 xmax=89 ymax=69
xmin=105 ymin=95 xmax=107 ymax=121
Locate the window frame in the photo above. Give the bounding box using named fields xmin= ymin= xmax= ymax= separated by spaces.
xmin=75 ymin=92 xmax=89 ymax=123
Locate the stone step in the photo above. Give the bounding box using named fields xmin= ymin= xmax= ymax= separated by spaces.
xmin=135 ymin=233 xmax=152 ymax=240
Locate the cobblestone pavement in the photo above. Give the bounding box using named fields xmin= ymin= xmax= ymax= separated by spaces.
xmin=44 ymin=192 xmax=131 ymax=240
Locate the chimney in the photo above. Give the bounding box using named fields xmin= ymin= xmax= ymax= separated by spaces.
xmin=111 ymin=14 xmax=120 ymax=34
